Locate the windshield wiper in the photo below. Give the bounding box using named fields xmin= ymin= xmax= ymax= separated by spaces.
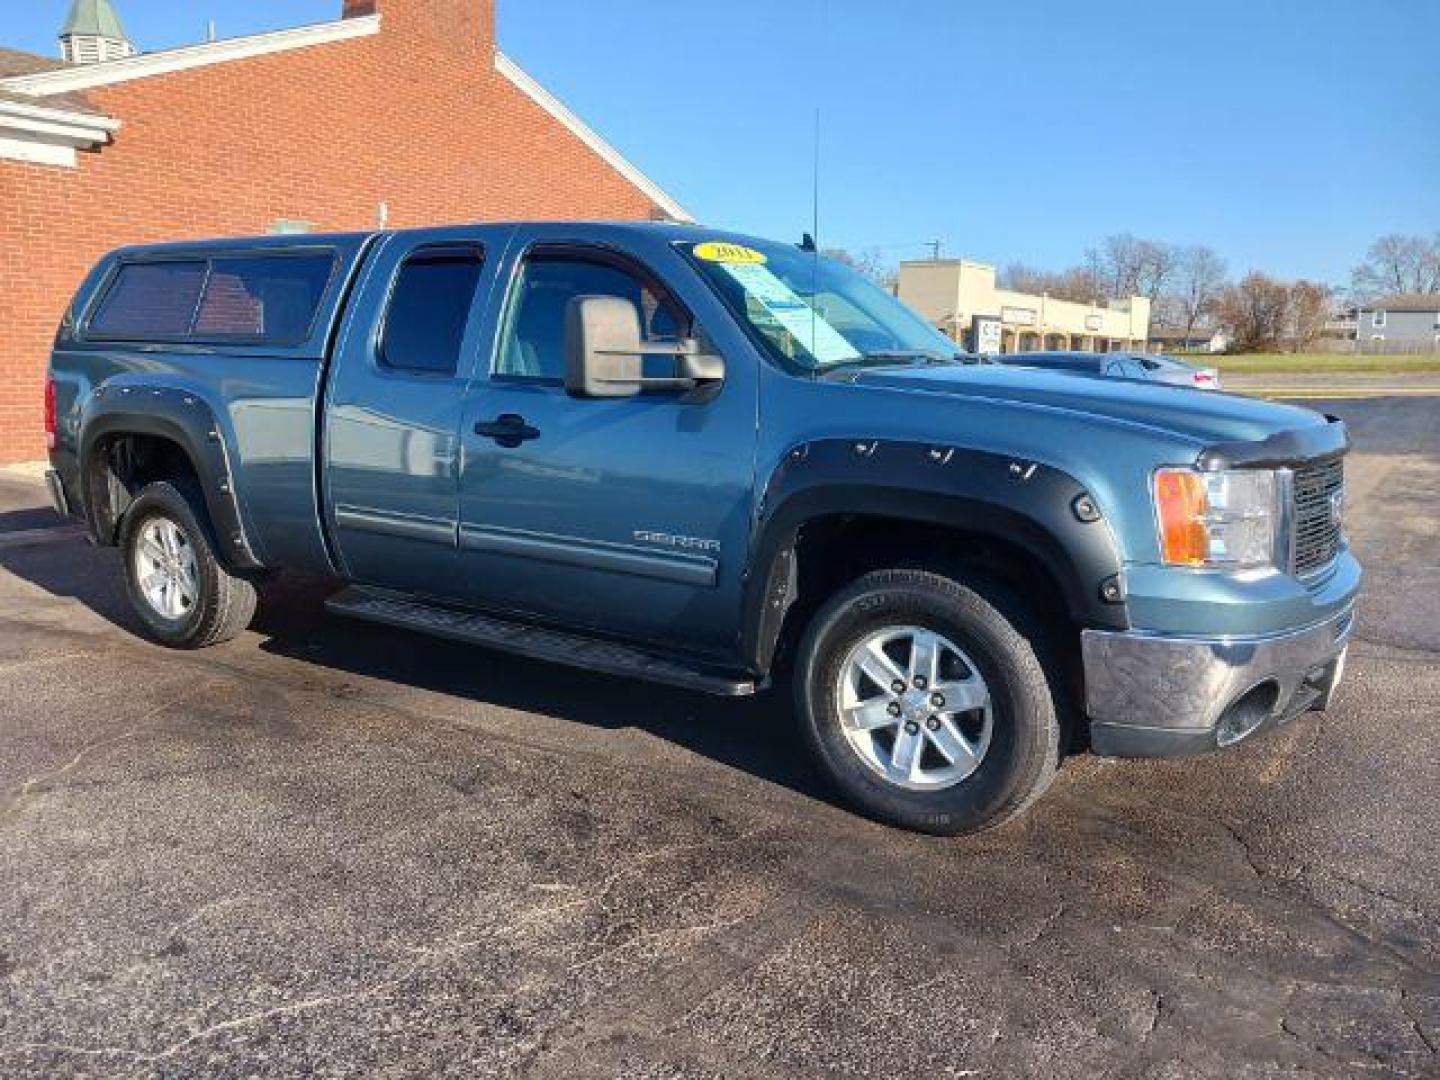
xmin=821 ymin=350 xmax=954 ymax=373
xmin=862 ymin=349 xmax=954 ymax=364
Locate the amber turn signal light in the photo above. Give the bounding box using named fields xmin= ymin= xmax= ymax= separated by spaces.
xmin=1155 ymin=469 xmax=1210 ymax=565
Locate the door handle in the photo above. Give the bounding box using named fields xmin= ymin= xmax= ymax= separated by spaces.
xmin=474 ymin=413 xmax=540 ymax=448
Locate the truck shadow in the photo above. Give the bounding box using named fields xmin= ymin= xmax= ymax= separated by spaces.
xmin=0 ymin=505 xmax=67 ymax=533
xmin=0 ymin=533 xmax=835 ymax=809
xmin=244 ymin=572 xmax=834 ymax=807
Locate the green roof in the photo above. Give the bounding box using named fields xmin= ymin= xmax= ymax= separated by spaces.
xmin=61 ymin=0 xmax=130 ymax=41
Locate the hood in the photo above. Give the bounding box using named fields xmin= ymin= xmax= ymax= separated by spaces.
xmin=845 ymin=363 xmax=1327 ymax=448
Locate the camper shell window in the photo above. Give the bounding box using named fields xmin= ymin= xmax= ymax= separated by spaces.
xmin=86 ymin=250 xmax=337 ymax=346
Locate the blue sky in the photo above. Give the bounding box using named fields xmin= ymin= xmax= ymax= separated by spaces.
xmin=9 ymin=1 xmax=1438 ymax=284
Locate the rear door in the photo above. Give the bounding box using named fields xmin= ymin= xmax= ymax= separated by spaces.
xmin=322 ymin=226 xmax=512 ymax=594
xmin=453 ymin=231 xmax=759 ymax=658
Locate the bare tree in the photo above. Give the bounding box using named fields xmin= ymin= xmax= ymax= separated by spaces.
xmin=1288 ymin=281 xmax=1331 ymax=352
xmin=1089 ymin=233 xmax=1179 ymax=301
xmin=1096 ymin=233 xmax=1141 ymax=298
xmin=1052 ymin=266 xmax=1102 ymax=303
xmin=1083 ymin=247 xmax=1107 ymax=300
xmin=1215 ymin=272 xmax=1292 ymax=352
xmin=999 ymin=262 xmax=1045 ymax=293
xmin=1135 ymin=240 xmax=1179 ymax=302
xmin=823 ymin=247 xmax=896 ymax=289
xmin=1350 ymin=233 xmax=1440 ymax=300
xmin=1165 ymin=246 xmax=1228 ymax=336
xmin=999 ymin=263 xmax=1097 ymax=303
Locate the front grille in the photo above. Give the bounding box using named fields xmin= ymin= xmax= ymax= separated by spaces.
xmin=1292 ymin=458 xmax=1344 ymax=575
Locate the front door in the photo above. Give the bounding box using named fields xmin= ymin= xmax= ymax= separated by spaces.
xmin=323 ymin=227 xmax=509 ymax=595
xmin=456 ymin=240 xmax=757 ymax=659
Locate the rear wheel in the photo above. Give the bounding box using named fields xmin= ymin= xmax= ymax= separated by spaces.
xmin=794 ymin=568 xmax=1060 ymax=835
xmin=120 ymin=481 xmax=256 ymax=648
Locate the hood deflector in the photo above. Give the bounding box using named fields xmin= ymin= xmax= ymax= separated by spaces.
xmin=1197 ymin=417 xmax=1349 ymax=471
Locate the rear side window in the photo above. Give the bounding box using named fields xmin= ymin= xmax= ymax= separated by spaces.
xmin=88 ymin=261 xmax=207 ymax=338
xmin=192 ymin=256 xmax=334 ymax=341
xmin=379 ymin=247 xmax=485 ymax=376
xmin=87 ymin=252 xmax=335 ymax=345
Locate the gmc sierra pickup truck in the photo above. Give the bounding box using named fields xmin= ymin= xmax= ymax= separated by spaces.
xmin=44 ymin=222 xmax=1359 ymax=833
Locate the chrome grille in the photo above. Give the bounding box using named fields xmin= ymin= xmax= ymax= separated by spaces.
xmin=1292 ymin=458 xmax=1344 ymax=575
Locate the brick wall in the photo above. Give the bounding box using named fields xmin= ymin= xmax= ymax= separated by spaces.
xmin=0 ymin=0 xmax=664 ymax=463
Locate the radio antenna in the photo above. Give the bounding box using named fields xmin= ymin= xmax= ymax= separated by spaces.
xmin=812 ymin=107 xmax=821 ymax=251
xmin=810 ymin=106 xmax=820 ymax=358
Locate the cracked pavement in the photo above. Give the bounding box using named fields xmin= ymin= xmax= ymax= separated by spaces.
xmin=0 ymin=395 xmax=1437 ymax=1078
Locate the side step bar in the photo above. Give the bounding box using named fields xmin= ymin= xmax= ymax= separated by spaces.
xmin=325 ymin=587 xmax=757 ymax=697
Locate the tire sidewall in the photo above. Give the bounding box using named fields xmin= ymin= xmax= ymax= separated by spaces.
xmin=120 ymin=484 xmax=220 ymax=647
xmin=796 ymin=574 xmax=1054 ymax=834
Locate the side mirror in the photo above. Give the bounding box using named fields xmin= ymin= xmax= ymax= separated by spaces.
xmin=565 ymin=295 xmax=723 ymax=399
xmin=678 ymin=348 xmax=725 ymax=383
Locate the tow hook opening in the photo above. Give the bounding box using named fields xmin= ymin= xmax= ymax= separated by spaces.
xmin=1215 ymin=681 xmax=1280 ymax=747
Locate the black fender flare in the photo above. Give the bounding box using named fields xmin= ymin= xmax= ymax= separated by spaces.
xmin=740 ymin=438 xmax=1129 ymax=672
xmin=77 ymin=385 xmax=264 ymax=571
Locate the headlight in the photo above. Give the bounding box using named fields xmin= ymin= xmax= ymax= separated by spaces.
xmin=1154 ymin=468 xmax=1280 ymax=569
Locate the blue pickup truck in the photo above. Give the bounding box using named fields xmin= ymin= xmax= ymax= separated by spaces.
xmin=44 ymin=222 xmax=1359 ymax=833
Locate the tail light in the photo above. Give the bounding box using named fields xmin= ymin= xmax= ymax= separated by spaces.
xmin=44 ymin=375 xmax=57 ymax=451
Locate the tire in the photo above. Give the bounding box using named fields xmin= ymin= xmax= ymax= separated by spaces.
xmin=119 ymin=480 xmax=257 ymax=649
xmin=794 ymin=568 xmax=1060 ymax=835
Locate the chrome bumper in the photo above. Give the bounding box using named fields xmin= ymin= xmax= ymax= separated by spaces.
xmin=1082 ymin=604 xmax=1355 ymax=757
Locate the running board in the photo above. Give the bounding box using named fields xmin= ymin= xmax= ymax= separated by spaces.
xmin=325 ymin=587 xmax=757 ymax=697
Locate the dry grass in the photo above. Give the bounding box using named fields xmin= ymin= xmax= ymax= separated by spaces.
xmin=1210 ymin=353 xmax=1440 ymax=374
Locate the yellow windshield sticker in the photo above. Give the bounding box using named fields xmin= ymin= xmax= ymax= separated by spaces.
xmin=692 ymin=241 xmax=767 ymax=265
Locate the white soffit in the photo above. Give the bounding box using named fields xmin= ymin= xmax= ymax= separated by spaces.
xmin=0 ymin=97 xmax=119 ymax=166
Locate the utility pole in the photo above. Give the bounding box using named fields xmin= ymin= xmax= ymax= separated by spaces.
xmin=928 ymin=239 xmax=942 ymax=261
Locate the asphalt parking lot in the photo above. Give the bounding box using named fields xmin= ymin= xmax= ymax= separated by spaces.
xmin=1 ymin=397 xmax=1436 ymax=1079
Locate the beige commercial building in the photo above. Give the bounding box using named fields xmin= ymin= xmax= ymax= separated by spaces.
xmin=898 ymin=259 xmax=1151 ymax=354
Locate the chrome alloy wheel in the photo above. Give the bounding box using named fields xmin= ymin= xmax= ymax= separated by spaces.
xmin=835 ymin=625 xmax=994 ymax=791
xmin=133 ymin=516 xmax=199 ymax=620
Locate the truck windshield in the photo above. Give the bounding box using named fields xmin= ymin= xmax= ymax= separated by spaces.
xmin=679 ymin=239 xmax=959 ymax=375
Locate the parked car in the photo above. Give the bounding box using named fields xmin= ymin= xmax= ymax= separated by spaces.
xmin=44 ymin=224 xmax=1356 ymax=834
xmin=1000 ymin=350 xmax=1221 ymax=390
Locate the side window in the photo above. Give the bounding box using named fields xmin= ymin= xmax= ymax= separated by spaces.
xmin=380 ymin=246 xmax=486 ymax=376
xmin=496 ymin=254 xmax=683 ymax=381
xmin=89 ymin=261 xmax=207 ymax=338
xmin=192 ymin=255 xmax=333 ymax=341
xmin=89 ymin=253 xmax=334 ymax=344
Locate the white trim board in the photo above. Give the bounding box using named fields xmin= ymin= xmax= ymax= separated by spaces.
xmin=0 ymin=96 xmax=119 ymax=138
xmin=0 ymin=132 xmax=80 ymax=167
xmin=0 ymin=98 xmax=119 ymax=166
xmin=494 ymin=51 xmax=691 ymax=223
xmin=0 ymin=15 xmax=380 ymax=95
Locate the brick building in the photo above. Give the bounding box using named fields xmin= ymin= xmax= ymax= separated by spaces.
xmin=0 ymin=0 xmax=688 ymax=464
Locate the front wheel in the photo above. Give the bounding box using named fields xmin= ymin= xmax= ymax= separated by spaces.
xmin=120 ymin=480 xmax=257 ymax=649
xmin=794 ymin=568 xmax=1060 ymax=835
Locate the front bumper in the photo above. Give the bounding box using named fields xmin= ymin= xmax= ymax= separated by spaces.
xmin=1082 ymin=603 xmax=1355 ymax=757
